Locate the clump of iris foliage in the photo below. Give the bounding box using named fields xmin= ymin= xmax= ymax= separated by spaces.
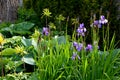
xmin=0 ymin=8 xmax=120 ymax=80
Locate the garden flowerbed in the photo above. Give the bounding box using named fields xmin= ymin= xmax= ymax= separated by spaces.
xmin=0 ymin=8 xmax=120 ymax=80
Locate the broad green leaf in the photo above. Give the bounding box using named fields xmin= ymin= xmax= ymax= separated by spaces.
xmin=1 ymin=22 xmax=34 ymax=35
xmin=11 ymin=22 xmax=34 ymax=35
xmin=12 ymin=30 xmax=31 ymax=35
xmin=57 ymin=36 xmax=66 ymax=44
xmin=11 ymin=22 xmax=34 ymax=31
xmin=22 ymin=54 xmax=35 ymax=65
xmin=52 ymin=36 xmax=66 ymax=45
xmin=111 ymin=49 xmax=120 ymax=57
xmin=22 ymin=57 xmax=35 ymax=65
xmin=0 ymin=27 xmax=11 ymax=32
xmin=0 ymin=58 xmax=9 ymax=66
xmin=32 ymin=39 xmax=38 ymax=50
xmin=1 ymin=48 xmax=16 ymax=56
xmin=21 ymin=38 xmax=32 ymax=47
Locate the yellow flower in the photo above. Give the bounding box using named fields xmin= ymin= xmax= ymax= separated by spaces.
xmin=56 ymin=14 xmax=65 ymax=21
xmin=31 ymin=29 xmax=40 ymax=39
xmin=43 ymin=8 xmax=51 ymax=17
xmin=15 ymin=46 xmax=24 ymax=53
xmin=71 ymin=18 xmax=79 ymax=25
xmin=49 ymin=22 xmax=56 ymax=29
xmin=0 ymin=33 xmax=5 ymax=45
xmin=15 ymin=46 xmax=27 ymax=56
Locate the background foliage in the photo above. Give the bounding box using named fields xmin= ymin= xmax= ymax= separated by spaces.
xmin=22 ymin=0 xmax=120 ymax=47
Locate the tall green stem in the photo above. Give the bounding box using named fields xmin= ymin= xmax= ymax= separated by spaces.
xmin=46 ymin=16 xmax=47 ymax=27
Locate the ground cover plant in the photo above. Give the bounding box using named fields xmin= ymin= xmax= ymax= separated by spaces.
xmin=0 ymin=8 xmax=120 ymax=80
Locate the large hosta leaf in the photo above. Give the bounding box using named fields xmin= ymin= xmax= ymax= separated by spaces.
xmin=57 ymin=36 xmax=66 ymax=44
xmin=21 ymin=38 xmax=32 ymax=47
xmin=22 ymin=54 xmax=35 ymax=65
xmin=11 ymin=22 xmax=34 ymax=35
xmin=0 ymin=22 xmax=34 ymax=35
xmin=11 ymin=22 xmax=34 ymax=31
xmin=52 ymin=36 xmax=66 ymax=45
xmin=32 ymin=39 xmax=38 ymax=51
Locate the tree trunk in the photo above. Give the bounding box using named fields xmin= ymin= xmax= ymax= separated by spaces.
xmin=0 ymin=0 xmax=18 ymax=22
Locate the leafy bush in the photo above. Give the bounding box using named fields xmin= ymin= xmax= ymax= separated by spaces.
xmin=17 ymin=7 xmax=39 ymax=24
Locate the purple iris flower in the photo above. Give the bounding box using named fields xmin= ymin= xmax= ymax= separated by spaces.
xmin=99 ymin=15 xmax=108 ymax=24
xmin=71 ymin=52 xmax=80 ymax=60
xmin=86 ymin=44 xmax=93 ymax=51
xmin=42 ymin=27 xmax=49 ymax=36
xmin=93 ymin=20 xmax=99 ymax=25
xmin=76 ymin=43 xmax=83 ymax=51
xmin=77 ymin=23 xmax=87 ymax=36
xmin=92 ymin=15 xmax=108 ymax=28
xmin=79 ymin=23 xmax=84 ymax=28
xmin=73 ymin=41 xmax=78 ymax=47
xmin=93 ymin=20 xmax=102 ymax=28
xmin=73 ymin=42 xmax=83 ymax=51
xmin=100 ymin=15 xmax=105 ymax=20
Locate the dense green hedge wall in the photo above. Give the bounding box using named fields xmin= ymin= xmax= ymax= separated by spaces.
xmin=23 ymin=0 xmax=120 ymax=47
